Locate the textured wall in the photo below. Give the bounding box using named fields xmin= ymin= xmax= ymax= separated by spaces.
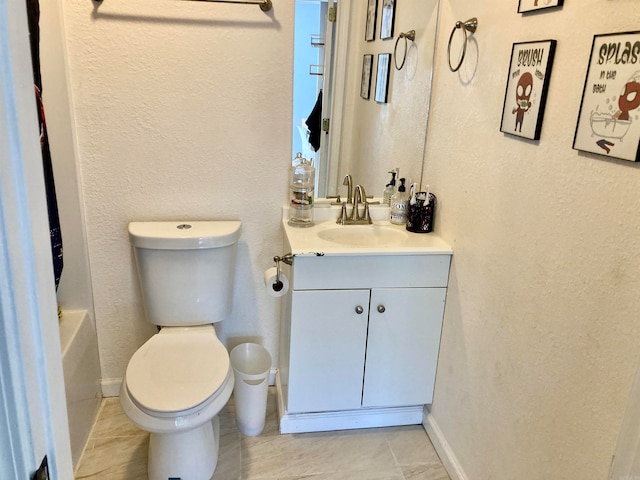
xmin=425 ymin=1 xmax=640 ymax=479
xmin=60 ymin=0 xmax=292 ymax=386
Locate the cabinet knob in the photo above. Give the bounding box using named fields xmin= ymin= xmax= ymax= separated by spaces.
xmin=355 ymin=306 xmax=364 ymax=314
xmin=377 ymin=305 xmax=386 ymax=313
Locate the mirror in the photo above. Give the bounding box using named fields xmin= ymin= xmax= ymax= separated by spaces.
xmin=292 ymin=0 xmax=441 ymax=199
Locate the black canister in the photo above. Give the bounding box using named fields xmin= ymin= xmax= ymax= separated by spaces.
xmin=406 ymin=193 xmax=436 ymax=233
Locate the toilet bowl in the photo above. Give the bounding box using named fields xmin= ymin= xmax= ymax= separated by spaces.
xmin=120 ymin=326 xmax=234 ymax=480
xmin=121 ymin=220 xmax=242 ymax=480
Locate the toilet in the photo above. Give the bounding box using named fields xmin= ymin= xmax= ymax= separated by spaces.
xmin=120 ymin=220 xmax=241 ymax=480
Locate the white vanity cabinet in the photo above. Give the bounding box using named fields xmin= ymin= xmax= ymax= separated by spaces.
xmin=277 ymin=252 xmax=451 ymax=434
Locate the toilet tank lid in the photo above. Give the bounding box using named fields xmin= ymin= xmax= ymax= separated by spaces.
xmin=129 ymin=221 xmax=242 ymax=250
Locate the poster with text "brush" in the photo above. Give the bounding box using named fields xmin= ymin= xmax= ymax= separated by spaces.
xmin=500 ymin=40 xmax=556 ymax=141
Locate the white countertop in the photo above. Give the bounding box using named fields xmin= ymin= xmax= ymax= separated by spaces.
xmin=282 ymin=204 xmax=452 ymax=256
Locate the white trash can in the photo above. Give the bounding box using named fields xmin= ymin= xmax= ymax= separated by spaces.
xmin=229 ymin=343 xmax=272 ymax=436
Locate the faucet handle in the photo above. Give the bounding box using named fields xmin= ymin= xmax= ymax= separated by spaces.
xmin=362 ymin=203 xmax=372 ymax=224
xmin=326 ymin=194 xmax=342 ymax=205
xmin=336 ymin=202 xmax=348 ymax=224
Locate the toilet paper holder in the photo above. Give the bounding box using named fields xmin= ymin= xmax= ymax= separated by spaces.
xmin=272 ymin=253 xmax=294 ymax=292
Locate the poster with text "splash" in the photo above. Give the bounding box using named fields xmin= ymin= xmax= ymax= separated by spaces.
xmin=500 ymin=40 xmax=557 ymax=141
xmin=573 ymin=31 xmax=640 ymax=162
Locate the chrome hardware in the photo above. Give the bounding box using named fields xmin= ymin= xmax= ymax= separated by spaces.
xmin=448 ymin=17 xmax=478 ymax=72
xmin=355 ymin=306 xmax=364 ymax=314
xmin=326 ymin=194 xmax=342 ymax=205
xmin=336 ymin=184 xmax=373 ymax=225
xmin=272 ymin=253 xmax=294 ymax=292
xmin=342 ymin=175 xmax=353 ymax=204
xmin=95 ymin=0 xmax=273 ymax=11
xmin=273 ymin=253 xmax=294 ymax=266
xmin=377 ymin=305 xmax=385 ymax=313
xmin=394 ymin=30 xmax=416 ymax=71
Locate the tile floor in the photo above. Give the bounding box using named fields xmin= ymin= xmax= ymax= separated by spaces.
xmin=74 ymin=387 xmax=450 ymax=480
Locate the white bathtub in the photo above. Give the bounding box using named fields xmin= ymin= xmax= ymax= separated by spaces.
xmin=59 ymin=309 xmax=101 ymax=468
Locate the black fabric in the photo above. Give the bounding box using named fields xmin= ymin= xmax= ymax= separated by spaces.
xmin=305 ymin=90 xmax=323 ymax=152
xmin=26 ymin=0 xmax=64 ymax=290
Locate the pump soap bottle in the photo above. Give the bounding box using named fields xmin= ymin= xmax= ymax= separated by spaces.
xmin=390 ymin=178 xmax=409 ymax=225
xmin=383 ymin=170 xmax=397 ymax=206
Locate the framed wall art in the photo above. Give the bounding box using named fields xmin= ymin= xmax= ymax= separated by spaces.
xmin=365 ymin=0 xmax=377 ymax=42
xmin=361 ymin=54 xmax=373 ymax=99
xmin=573 ymin=31 xmax=640 ymax=162
xmin=380 ymin=0 xmax=395 ymax=40
xmin=518 ymin=0 xmax=563 ymax=13
xmin=375 ymin=53 xmax=391 ymax=103
xmin=500 ymin=40 xmax=557 ymax=140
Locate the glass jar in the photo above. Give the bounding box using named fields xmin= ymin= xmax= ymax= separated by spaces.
xmin=288 ymin=153 xmax=315 ymax=228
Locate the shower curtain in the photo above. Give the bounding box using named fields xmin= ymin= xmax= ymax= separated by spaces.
xmin=25 ymin=0 xmax=63 ymax=290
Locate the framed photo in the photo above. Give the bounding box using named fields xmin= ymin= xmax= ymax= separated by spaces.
xmin=375 ymin=53 xmax=391 ymax=103
xmin=518 ymin=0 xmax=563 ymax=13
xmin=365 ymin=0 xmax=377 ymax=42
xmin=500 ymin=40 xmax=557 ymax=140
xmin=573 ymin=31 xmax=640 ymax=162
xmin=380 ymin=0 xmax=395 ymax=40
xmin=361 ymin=54 xmax=373 ymax=99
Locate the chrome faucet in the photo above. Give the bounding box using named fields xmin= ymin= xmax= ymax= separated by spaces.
xmin=336 ymin=184 xmax=372 ymax=225
xmin=342 ymin=174 xmax=353 ymax=204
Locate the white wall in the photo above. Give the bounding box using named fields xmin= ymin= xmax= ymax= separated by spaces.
xmin=425 ymin=1 xmax=640 ymax=478
xmin=59 ymin=0 xmax=293 ymax=390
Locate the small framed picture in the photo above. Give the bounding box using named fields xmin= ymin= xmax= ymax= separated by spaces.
xmin=500 ymin=39 xmax=557 ymax=140
xmin=375 ymin=53 xmax=391 ymax=103
xmin=518 ymin=0 xmax=563 ymax=13
xmin=573 ymin=31 xmax=640 ymax=162
xmin=361 ymin=54 xmax=374 ymax=100
xmin=380 ymin=0 xmax=395 ymax=40
xmin=365 ymin=0 xmax=377 ymax=42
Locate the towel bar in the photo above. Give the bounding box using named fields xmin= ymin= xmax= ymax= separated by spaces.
xmin=93 ymin=0 xmax=273 ymax=12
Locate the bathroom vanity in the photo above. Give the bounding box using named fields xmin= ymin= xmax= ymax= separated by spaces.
xmin=276 ymin=206 xmax=452 ymax=433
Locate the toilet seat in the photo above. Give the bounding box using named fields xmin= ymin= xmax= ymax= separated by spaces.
xmin=125 ymin=326 xmax=229 ymax=414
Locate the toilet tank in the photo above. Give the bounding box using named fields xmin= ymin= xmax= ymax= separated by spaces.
xmin=128 ymin=221 xmax=242 ymax=327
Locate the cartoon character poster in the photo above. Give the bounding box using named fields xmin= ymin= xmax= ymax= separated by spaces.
xmin=500 ymin=40 xmax=557 ymax=140
xmin=518 ymin=0 xmax=563 ymax=14
xmin=573 ymin=31 xmax=640 ymax=162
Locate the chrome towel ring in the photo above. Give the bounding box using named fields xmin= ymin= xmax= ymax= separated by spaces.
xmin=394 ymin=30 xmax=416 ymax=71
xmin=447 ymin=17 xmax=478 ymax=72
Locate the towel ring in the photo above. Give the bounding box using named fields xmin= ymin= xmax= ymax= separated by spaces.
xmin=447 ymin=17 xmax=478 ymax=72
xmin=394 ymin=30 xmax=416 ymax=71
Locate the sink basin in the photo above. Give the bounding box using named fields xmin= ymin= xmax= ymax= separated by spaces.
xmin=317 ymin=225 xmax=409 ymax=247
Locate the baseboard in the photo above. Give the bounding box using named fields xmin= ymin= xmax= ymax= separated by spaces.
xmin=269 ymin=368 xmax=277 ymax=386
xmin=101 ymin=377 xmax=122 ymax=397
xmin=423 ymin=410 xmax=468 ymax=480
xmin=276 ymin=371 xmax=423 ymax=434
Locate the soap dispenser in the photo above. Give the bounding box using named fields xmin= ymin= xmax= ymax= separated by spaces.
xmin=390 ymin=178 xmax=409 ymax=225
xmin=288 ymin=152 xmax=315 ymax=227
xmin=383 ymin=171 xmax=397 ymax=206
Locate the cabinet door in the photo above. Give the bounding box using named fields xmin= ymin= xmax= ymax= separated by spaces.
xmin=288 ymin=289 xmax=370 ymax=413
xmin=362 ymin=287 xmax=446 ymax=408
